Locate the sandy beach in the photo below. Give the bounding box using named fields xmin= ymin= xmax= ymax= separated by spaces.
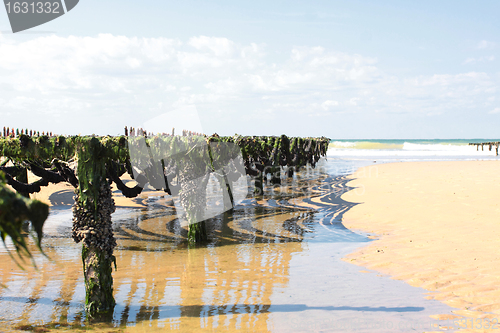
xmin=341 ymin=160 xmax=500 ymax=331
xmin=1 ymin=161 xmax=468 ymax=332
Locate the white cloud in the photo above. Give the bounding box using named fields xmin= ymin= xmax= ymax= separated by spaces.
xmin=188 ymin=36 xmax=235 ymax=57
xmin=463 ymin=55 xmax=495 ymax=65
xmin=0 ymin=33 xmax=499 ymax=135
xmin=477 ymin=40 xmax=496 ymax=50
xmin=489 ymin=107 xmax=500 ymax=114
xmin=413 ymin=72 xmax=492 ymax=86
xmin=347 ymin=98 xmax=359 ymax=106
xmin=321 ymin=100 xmax=339 ymax=110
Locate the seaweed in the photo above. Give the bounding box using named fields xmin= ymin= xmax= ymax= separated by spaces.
xmin=0 ymin=132 xmax=330 ymax=315
xmin=0 ymin=171 xmax=49 ymax=267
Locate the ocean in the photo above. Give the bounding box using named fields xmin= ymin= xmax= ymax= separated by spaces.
xmin=329 ymin=139 xmax=499 ymax=161
xmin=0 ymin=139 xmax=496 ymax=332
xmin=325 ymin=139 xmax=500 ymax=176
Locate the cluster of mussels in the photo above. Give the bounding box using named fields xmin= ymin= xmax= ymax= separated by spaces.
xmin=177 ymin=162 xmax=210 ymax=224
xmin=71 ymin=181 xmax=116 ymax=257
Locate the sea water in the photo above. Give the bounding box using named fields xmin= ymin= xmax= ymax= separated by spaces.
xmin=329 ymin=139 xmax=499 ymax=162
xmin=326 ymin=138 xmax=500 ymax=180
xmin=1 ymin=142 xmax=495 ymax=332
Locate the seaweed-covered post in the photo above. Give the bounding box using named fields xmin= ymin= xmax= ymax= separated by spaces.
xmin=178 ymin=158 xmax=209 ymax=243
xmin=254 ymin=168 xmax=264 ymax=195
xmin=71 ymin=137 xmax=116 ymax=316
xmin=126 ymin=134 xmax=210 ymax=243
xmin=177 ymin=137 xmax=211 ymax=243
xmin=15 ymin=167 xmax=30 ymax=198
xmin=207 ymin=138 xmax=237 ymax=211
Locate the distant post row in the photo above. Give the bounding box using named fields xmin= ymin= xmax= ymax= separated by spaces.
xmin=468 ymin=142 xmax=500 ymax=155
xmin=2 ymin=127 xmax=53 ymax=138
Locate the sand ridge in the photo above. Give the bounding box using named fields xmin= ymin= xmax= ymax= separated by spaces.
xmin=341 ymin=160 xmax=500 ymax=331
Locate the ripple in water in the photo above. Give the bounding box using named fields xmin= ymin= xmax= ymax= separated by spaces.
xmin=0 ymin=159 xmax=458 ymax=332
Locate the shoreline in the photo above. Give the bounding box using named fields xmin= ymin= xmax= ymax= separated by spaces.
xmin=341 ymin=160 xmax=500 ymax=324
xmin=1 ymin=161 xmax=462 ymax=333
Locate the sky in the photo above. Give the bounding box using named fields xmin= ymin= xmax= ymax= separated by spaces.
xmin=0 ymin=0 xmax=499 ymax=139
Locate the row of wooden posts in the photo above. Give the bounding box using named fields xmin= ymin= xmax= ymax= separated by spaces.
xmin=2 ymin=127 xmax=53 ymax=138
xmin=124 ymin=126 xmax=204 ymax=137
xmin=2 ymin=126 xmax=206 ymax=139
xmin=0 ymin=133 xmax=330 ymax=317
xmin=469 ymin=142 xmax=500 ymax=155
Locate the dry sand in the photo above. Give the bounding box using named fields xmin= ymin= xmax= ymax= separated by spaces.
xmin=341 ymin=160 xmax=500 ymax=331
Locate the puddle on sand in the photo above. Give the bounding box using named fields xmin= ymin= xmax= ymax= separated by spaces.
xmin=0 ymin=161 xmax=459 ymax=332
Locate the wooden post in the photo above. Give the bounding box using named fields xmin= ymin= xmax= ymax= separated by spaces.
xmin=72 ymin=138 xmax=116 ymax=316
xmin=15 ymin=167 xmax=30 ymax=198
xmin=176 ymin=142 xmax=210 ymax=243
xmin=270 ymin=166 xmax=281 ymax=185
xmin=181 ymin=171 xmax=209 ymax=243
xmin=254 ymin=166 xmax=264 ymax=196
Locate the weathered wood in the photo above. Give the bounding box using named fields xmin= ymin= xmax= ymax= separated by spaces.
xmin=72 ymin=138 xmax=116 ymax=316
xmin=469 ymin=142 xmax=500 ymax=156
xmin=0 ymin=132 xmax=330 ymax=316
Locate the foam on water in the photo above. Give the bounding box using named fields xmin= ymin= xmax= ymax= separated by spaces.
xmin=328 ymin=139 xmax=500 ymax=161
xmin=330 ymin=141 xmax=404 ymax=150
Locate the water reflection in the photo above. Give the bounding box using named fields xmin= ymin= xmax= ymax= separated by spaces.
xmin=0 ymin=160 xmax=456 ymax=332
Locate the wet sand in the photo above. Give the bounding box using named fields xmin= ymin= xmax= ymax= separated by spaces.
xmin=342 ymin=160 xmax=500 ymax=331
xmin=0 ymin=163 xmax=463 ymax=332
xmin=29 ymin=173 xmax=153 ymax=209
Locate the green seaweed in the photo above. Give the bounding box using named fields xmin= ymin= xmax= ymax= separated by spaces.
xmin=0 ymin=171 xmax=49 ymax=267
xmin=0 ymin=133 xmax=330 ymax=314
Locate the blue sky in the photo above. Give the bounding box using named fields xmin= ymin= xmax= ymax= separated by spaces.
xmin=0 ymin=0 xmax=499 ymax=138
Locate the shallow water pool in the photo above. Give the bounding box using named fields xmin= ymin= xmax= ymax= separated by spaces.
xmin=0 ymin=160 xmax=458 ymax=332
